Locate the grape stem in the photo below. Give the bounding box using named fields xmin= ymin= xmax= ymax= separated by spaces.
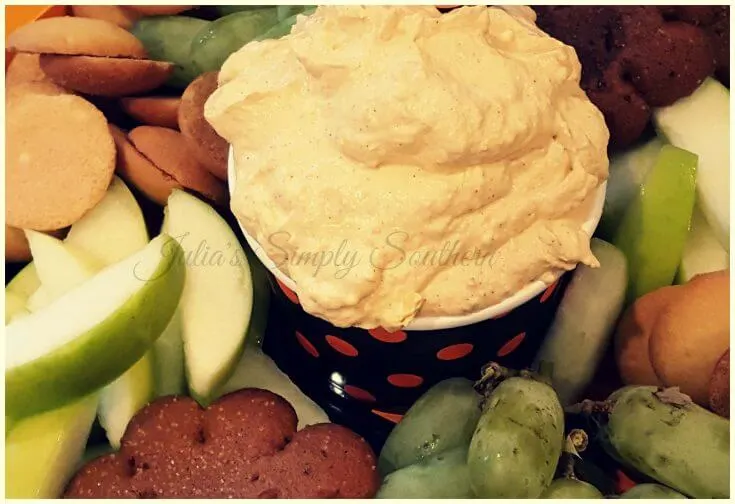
xmin=474 ymin=362 xmax=519 ymax=397
xmin=561 ymin=429 xmax=589 ymax=479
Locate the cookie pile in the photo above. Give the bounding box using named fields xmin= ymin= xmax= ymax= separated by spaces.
xmin=534 ymin=6 xmax=729 ymax=149
xmin=6 ymin=9 xmax=229 ymax=262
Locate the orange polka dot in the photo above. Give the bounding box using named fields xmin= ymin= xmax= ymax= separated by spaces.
xmin=372 ymin=409 xmax=404 ymax=424
xmin=325 ymin=335 xmax=359 ymax=357
xmin=295 ymin=331 xmax=319 ymax=358
xmin=540 ymin=280 xmax=559 ymax=303
xmin=344 ymin=385 xmax=376 ymax=403
xmin=368 ymin=327 xmax=407 ymax=343
xmin=616 ymin=470 xmax=637 ymax=494
xmin=387 ymin=374 xmax=424 ymax=388
xmin=436 ymin=343 xmax=474 ymax=361
xmin=497 ymin=332 xmax=526 ymax=357
xmin=277 ymin=279 xmax=299 ymax=304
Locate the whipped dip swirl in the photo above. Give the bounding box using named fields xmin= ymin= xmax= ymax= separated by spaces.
xmin=206 ymin=5 xmax=609 ymax=331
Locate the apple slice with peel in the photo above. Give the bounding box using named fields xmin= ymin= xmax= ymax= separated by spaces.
xmin=6 ymin=290 xmax=29 ymax=324
xmin=6 ymin=394 xmax=98 ymax=498
xmin=598 ymin=138 xmax=664 ymax=240
xmin=5 ymin=234 xmax=185 ymax=420
xmin=613 ymin=145 xmax=697 ymax=303
xmin=7 ymin=262 xmax=40 ymax=299
xmin=677 ymin=206 xmax=729 ymax=283
xmin=151 ymin=307 xmax=186 ymax=396
xmin=61 ymin=176 xmax=159 ymax=446
xmin=65 ymin=174 xmax=186 ymax=399
xmin=6 ymin=263 xmax=40 ymax=323
xmin=654 ymin=78 xmax=729 ymax=250
xmin=65 ymin=176 xmax=150 ymax=265
xmin=534 ymin=238 xmax=628 ymax=405
xmin=24 ymin=230 xmax=99 ymax=312
xmin=162 ymin=189 xmax=254 ymax=405
xmin=98 ymin=353 xmax=155 ymax=449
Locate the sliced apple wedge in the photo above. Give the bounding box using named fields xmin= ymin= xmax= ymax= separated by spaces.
xmin=534 ymin=239 xmax=628 ymax=405
xmin=6 ymin=263 xmax=40 ymax=324
xmin=65 ymin=176 xmax=150 ymax=265
xmin=6 ymin=290 xmax=29 ymax=324
xmin=613 ymin=145 xmax=697 ymax=302
xmin=162 ymin=189 xmax=255 ymax=405
xmin=6 ymin=262 xmax=40 ymax=299
xmin=62 ymin=175 xmax=159 ymax=444
xmin=654 ymin=78 xmax=730 ymax=250
xmin=6 ymin=394 xmax=98 ymax=499
xmin=6 ymin=234 xmax=185 ymax=420
xmin=598 ymin=138 xmax=664 ymax=240
xmin=151 ymin=307 xmax=186 ymax=396
xmin=677 ymin=206 xmax=729 ymax=283
xmin=24 ymin=230 xmax=99 ymax=312
xmin=98 ymin=352 xmax=155 ymax=449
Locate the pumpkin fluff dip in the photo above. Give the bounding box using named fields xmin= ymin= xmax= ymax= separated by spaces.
xmin=205 ymin=5 xmax=609 ymax=331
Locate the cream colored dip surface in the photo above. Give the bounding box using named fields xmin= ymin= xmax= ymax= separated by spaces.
xmin=205 ymin=5 xmax=609 ymax=331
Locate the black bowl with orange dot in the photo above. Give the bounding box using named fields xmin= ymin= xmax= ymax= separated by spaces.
xmin=262 ymin=271 xmax=573 ymax=451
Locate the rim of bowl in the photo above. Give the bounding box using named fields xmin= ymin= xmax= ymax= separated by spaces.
xmin=228 ymin=148 xmax=607 ymax=331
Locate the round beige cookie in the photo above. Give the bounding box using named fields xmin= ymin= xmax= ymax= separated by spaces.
xmin=6 ymin=92 xmax=115 ymax=231
xmin=6 ymin=80 xmax=69 ymax=102
xmin=179 ymin=71 xmax=228 ymax=181
xmin=70 ymin=5 xmax=142 ymax=30
xmin=7 ymin=16 xmax=147 ymax=58
xmin=109 ymin=124 xmax=182 ymax=206
xmin=40 ymin=55 xmax=173 ymax=97
xmin=120 ymin=96 xmax=181 ymax=130
xmin=128 ymin=126 xmax=227 ymax=205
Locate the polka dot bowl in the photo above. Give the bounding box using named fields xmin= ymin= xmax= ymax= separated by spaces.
xmin=228 ymin=150 xmax=606 ymax=449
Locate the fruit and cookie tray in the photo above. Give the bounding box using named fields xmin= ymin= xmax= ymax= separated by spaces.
xmin=4 ymin=4 xmax=730 ymax=499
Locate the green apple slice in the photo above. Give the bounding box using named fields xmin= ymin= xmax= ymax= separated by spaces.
xmin=6 ymin=394 xmax=98 ymax=499
xmin=6 ymin=262 xmax=40 ymax=299
xmin=6 ymin=263 xmax=40 ymax=323
xmin=676 ymin=206 xmax=729 ymax=283
xmin=62 ymin=175 xmax=159 ymax=442
xmin=65 ymin=176 xmax=150 ymax=265
xmin=151 ymin=307 xmax=186 ymax=396
xmin=162 ymin=189 xmax=253 ymax=405
xmin=534 ymin=239 xmax=628 ymax=405
xmin=613 ymin=145 xmax=697 ymax=303
xmin=98 ymin=352 xmax=155 ymax=449
xmin=221 ymin=347 xmax=329 ymax=429
xmin=598 ymin=138 xmax=664 ymax=240
xmin=6 ymin=290 xmax=29 ymax=324
xmin=24 ymin=230 xmax=99 ymax=312
xmin=654 ymin=78 xmax=729 ymax=250
xmin=6 ymin=234 xmax=185 ymax=420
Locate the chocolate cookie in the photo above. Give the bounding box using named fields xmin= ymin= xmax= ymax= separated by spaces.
xmin=64 ymin=389 xmax=379 ymax=498
xmin=534 ymin=6 xmax=727 ymax=149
